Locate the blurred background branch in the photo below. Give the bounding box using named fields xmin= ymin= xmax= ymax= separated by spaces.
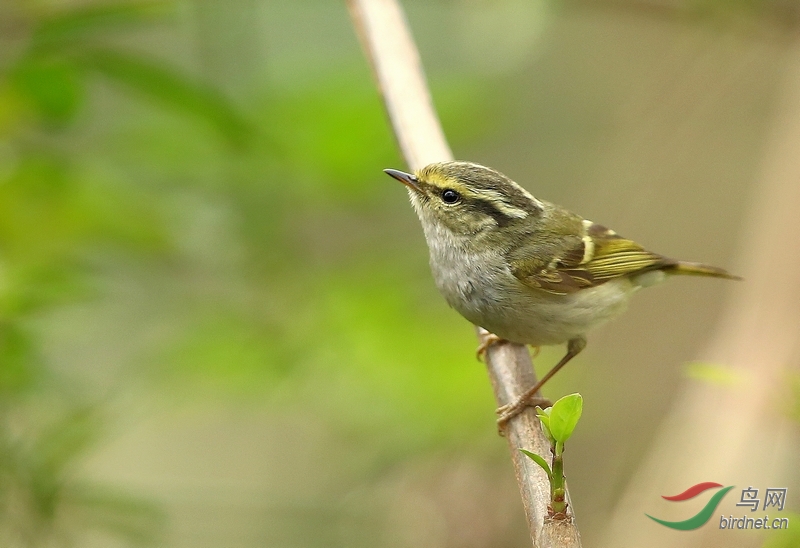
xmin=602 ymin=32 xmax=800 ymax=548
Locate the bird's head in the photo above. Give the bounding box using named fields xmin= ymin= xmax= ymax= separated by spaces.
xmin=384 ymin=161 xmax=542 ymax=239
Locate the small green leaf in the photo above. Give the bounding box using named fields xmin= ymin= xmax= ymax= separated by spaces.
xmin=535 ymin=410 xmax=551 ymax=435
xmin=520 ymin=449 xmax=552 ymax=479
xmin=548 ymin=393 xmax=583 ymax=443
xmin=536 ymin=406 xmax=551 ymax=417
xmin=535 ymin=405 xmax=554 ymax=440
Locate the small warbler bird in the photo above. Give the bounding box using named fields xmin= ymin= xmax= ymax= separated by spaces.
xmin=384 ymin=161 xmax=739 ymax=427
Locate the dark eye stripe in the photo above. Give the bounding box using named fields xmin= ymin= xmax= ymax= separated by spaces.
xmin=471 ymin=198 xmax=515 ymax=227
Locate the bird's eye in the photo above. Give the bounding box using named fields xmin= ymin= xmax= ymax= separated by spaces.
xmin=441 ymin=189 xmax=460 ymax=204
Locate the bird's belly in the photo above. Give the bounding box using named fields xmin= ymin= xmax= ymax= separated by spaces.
xmin=437 ymin=265 xmax=636 ymax=346
xmin=491 ymin=280 xmax=633 ymax=345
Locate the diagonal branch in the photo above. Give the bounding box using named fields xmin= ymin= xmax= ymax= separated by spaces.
xmin=347 ymin=0 xmax=451 ymax=169
xmin=346 ymin=1 xmax=581 ymax=546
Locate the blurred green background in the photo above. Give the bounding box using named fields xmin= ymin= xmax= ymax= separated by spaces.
xmin=0 ymin=0 xmax=798 ymax=547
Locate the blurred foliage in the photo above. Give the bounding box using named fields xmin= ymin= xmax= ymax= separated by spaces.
xmin=0 ymin=0 xmax=266 ymax=545
xmin=762 ymin=513 xmax=800 ymax=548
xmin=683 ymin=361 xmax=744 ymax=386
xmin=5 ymin=1 xmax=250 ymax=140
xmin=0 ymin=403 xmax=165 ymax=546
xmin=1 ymin=0 xmax=502 ymax=545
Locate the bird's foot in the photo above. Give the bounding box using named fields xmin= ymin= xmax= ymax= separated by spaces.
xmin=529 ymin=345 xmax=541 ymax=359
xmin=475 ymin=333 xmax=506 ymax=361
xmin=496 ymin=396 xmax=553 ymax=435
xmin=493 ymin=337 xmax=585 ymax=435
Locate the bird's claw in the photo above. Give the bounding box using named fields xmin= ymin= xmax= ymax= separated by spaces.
xmin=495 ymin=396 xmax=553 ymax=435
xmin=476 ymin=333 xmax=506 ymax=361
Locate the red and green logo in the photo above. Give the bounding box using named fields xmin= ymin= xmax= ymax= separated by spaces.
xmin=646 ymin=482 xmax=734 ymax=531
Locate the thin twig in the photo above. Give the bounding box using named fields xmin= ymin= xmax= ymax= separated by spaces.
xmin=346 ymin=1 xmax=581 ymax=545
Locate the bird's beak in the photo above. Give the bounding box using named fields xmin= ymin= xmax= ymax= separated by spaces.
xmin=384 ymin=168 xmax=421 ymax=193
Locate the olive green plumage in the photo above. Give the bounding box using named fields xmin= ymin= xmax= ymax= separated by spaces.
xmin=384 ymin=161 xmax=739 ymax=425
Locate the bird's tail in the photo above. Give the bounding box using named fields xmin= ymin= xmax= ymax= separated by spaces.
xmin=668 ymin=261 xmax=742 ymax=281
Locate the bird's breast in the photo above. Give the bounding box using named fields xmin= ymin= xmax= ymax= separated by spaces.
xmin=427 ymin=236 xmax=636 ymax=346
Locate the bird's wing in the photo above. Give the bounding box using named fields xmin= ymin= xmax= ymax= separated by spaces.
xmin=509 ymin=222 xmax=673 ymax=296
